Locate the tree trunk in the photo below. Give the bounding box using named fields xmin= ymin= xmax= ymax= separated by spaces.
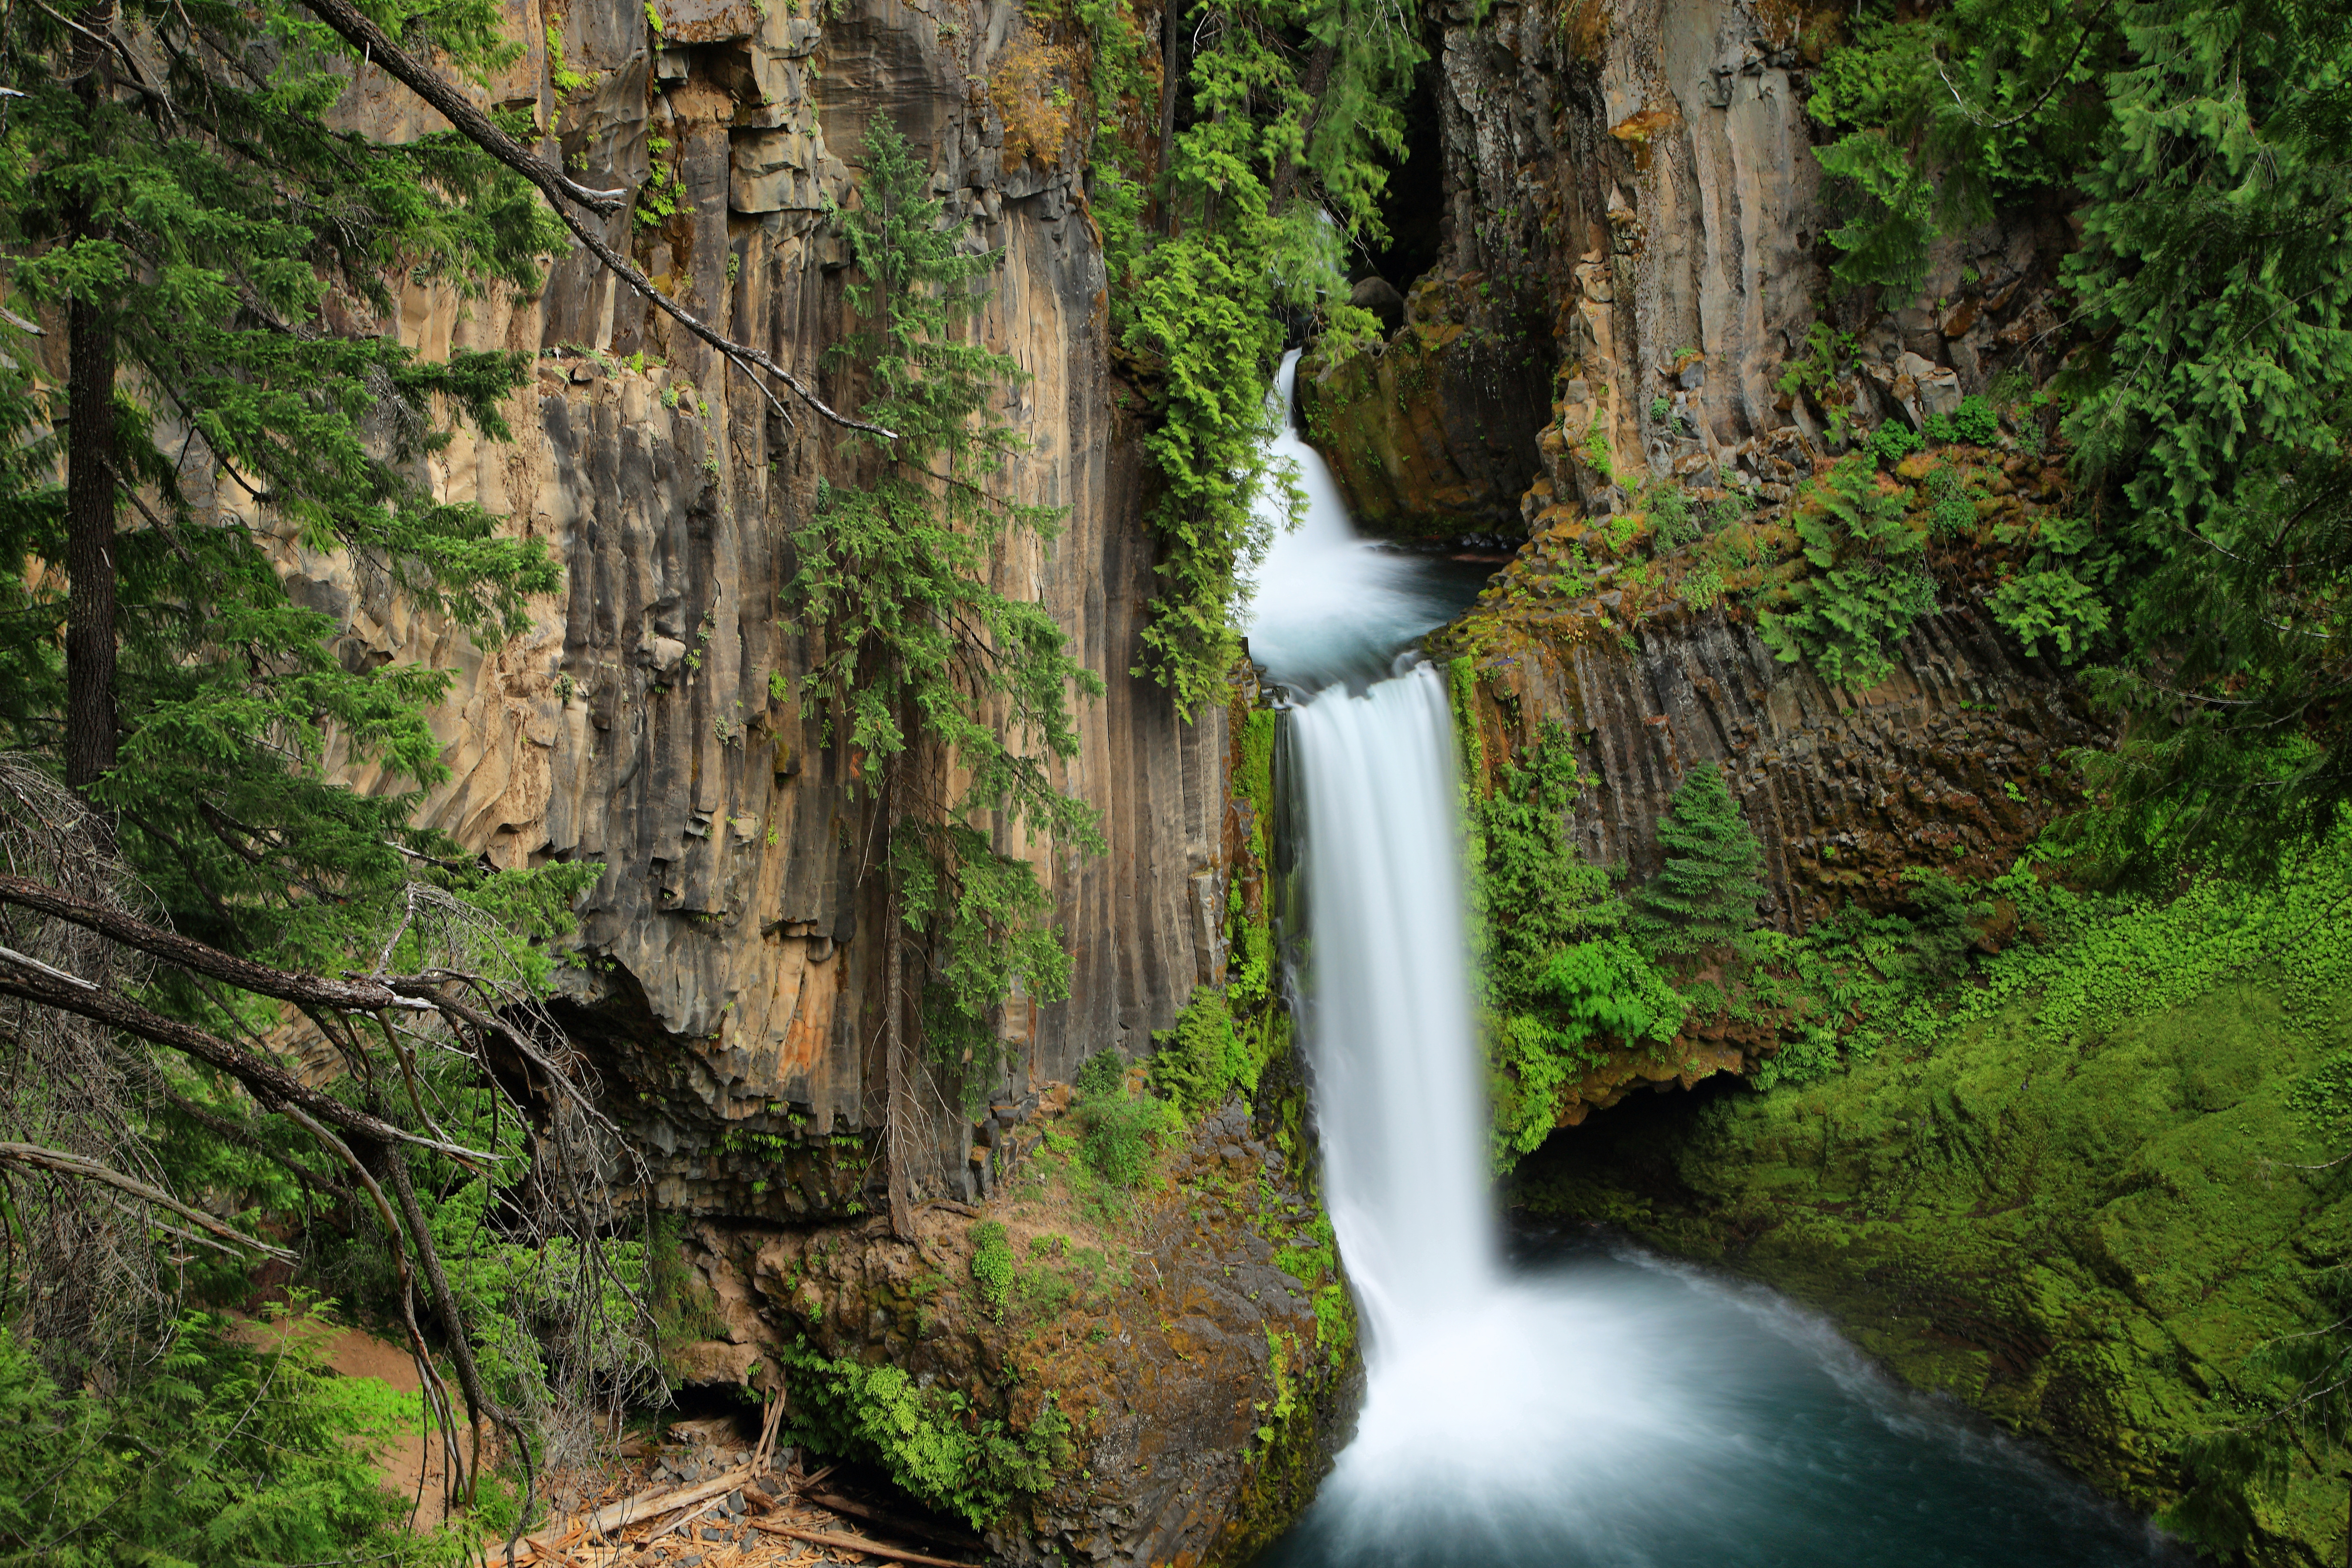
xmin=64 ymin=295 xmax=120 ymax=791
xmin=1268 ymin=42 xmax=1338 ymax=216
xmin=882 ymin=760 xmax=914 ymax=1242
xmin=1154 ymin=0 xmax=1188 ymax=235
xmin=65 ymin=12 xmax=120 ymax=793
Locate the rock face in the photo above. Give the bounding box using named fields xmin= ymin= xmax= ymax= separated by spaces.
xmin=288 ymin=6 xmax=1355 ymax=1552
xmin=1450 ymin=603 xmax=2098 ymax=933
xmin=1302 ymin=0 xmax=2101 ymax=931
xmin=678 ymin=1090 xmax=1359 ymax=1567
xmin=1298 ymin=0 xmax=1829 ymax=524
xmin=294 ymin=0 xmax=1234 ymax=1218
xmin=1293 ymin=273 xmax=1553 ymax=541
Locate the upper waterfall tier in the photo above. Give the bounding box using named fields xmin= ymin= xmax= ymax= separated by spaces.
xmin=1242 ymin=350 xmax=1479 ymax=693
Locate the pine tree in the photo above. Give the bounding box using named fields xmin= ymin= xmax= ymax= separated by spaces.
xmin=0 ymin=0 xmax=656 ymax=1522
xmin=1632 ymin=763 xmax=1767 ymax=955
xmin=0 ymin=0 xmax=566 ymax=959
xmin=791 ymin=121 xmax=1105 ymax=1234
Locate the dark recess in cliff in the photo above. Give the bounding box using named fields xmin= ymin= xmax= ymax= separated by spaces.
xmin=1363 ymin=57 xmax=1447 ymax=295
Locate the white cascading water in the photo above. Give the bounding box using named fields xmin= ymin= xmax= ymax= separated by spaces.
xmin=1243 ymin=352 xmax=1465 ymax=693
xmin=1287 ymin=666 xmax=1494 ymax=1343
xmin=1244 ymin=350 xmax=2182 ymax=1568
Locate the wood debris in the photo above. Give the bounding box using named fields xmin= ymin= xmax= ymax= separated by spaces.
xmin=484 ymin=1405 xmax=983 ymax=1568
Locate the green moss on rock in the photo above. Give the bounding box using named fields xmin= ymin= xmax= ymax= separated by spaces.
xmin=1295 ymin=279 xmax=1551 ymax=541
xmin=1515 ymin=844 xmax=2352 ymax=1563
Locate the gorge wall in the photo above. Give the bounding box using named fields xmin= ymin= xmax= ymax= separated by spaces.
xmin=1306 ymin=0 xmax=2100 ymax=926
xmin=293 ymin=0 xmax=1231 ymax=1218
xmin=270 ymin=4 xmax=1367 ymax=1557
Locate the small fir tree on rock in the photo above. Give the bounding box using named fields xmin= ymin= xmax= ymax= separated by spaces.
xmin=1632 ymin=763 xmax=1767 ymax=955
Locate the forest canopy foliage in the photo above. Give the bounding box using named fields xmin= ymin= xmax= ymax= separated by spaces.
xmin=1805 ymin=0 xmax=2352 ymax=882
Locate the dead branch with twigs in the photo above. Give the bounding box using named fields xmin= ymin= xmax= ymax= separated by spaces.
xmin=0 ymin=756 xmax=668 ymax=1534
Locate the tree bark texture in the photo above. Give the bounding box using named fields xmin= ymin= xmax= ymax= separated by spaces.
xmin=64 ymin=287 xmax=119 ymax=789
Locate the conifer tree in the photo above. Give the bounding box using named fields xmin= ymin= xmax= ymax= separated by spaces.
xmin=1632 ymin=763 xmax=1767 ymax=955
xmin=792 ymin=122 xmax=1104 ymax=1235
xmin=0 ymin=0 xmax=659 ymax=1525
xmin=0 ymin=0 xmax=565 ymax=958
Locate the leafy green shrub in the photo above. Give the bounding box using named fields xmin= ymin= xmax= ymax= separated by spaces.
xmin=1488 ymin=940 xmax=1687 ymax=1164
xmin=1923 ymin=395 xmax=2000 ymax=447
xmin=1582 ymin=410 xmax=1617 ymax=485
xmin=1071 ymin=1048 xmax=1169 ymax=1188
xmin=1649 ymin=394 xmax=1671 ymax=424
xmin=1466 ymin=721 xmax=1624 ymax=989
xmin=1456 ymin=712 xmax=1694 ymax=1166
xmin=1777 ymin=320 xmax=1859 ymax=406
xmin=1951 ymin=394 xmax=2000 ymax=444
xmin=1148 ymin=986 xmax=1266 ymax=1119
xmin=1868 ymin=420 xmax=1923 ymax=464
xmin=1927 ymin=464 xmax=1979 ymax=536
xmin=1758 ymin=456 xmax=1936 ymax=686
xmin=1898 ymin=866 xmax=1992 ymax=982
xmin=1632 ymin=763 xmax=1767 ymax=956
xmin=1078 ymin=1091 xmax=1165 ymax=1188
xmin=0 ymin=1308 xmax=441 ymax=1567
xmin=782 ymin=1345 xmax=1072 ymax=1529
xmin=969 ymin=1222 xmax=1015 ymax=1322
xmin=1532 ymin=939 xmax=1690 ymax=1045
xmin=1073 ymin=1048 xmax=1127 ymax=1100
xmin=1989 ymin=569 xmax=2109 ymax=661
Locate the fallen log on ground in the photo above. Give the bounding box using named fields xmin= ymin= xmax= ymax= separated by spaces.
xmin=746 ymin=1518 xmax=983 ymax=1568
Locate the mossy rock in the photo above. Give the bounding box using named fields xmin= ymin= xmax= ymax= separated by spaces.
xmin=1517 ymin=961 xmax=2352 ymax=1564
xmin=1295 ymin=302 xmax=1550 ymax=541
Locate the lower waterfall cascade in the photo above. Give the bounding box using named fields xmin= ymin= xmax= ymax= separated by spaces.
xmin=1241 ymin=353 xmax=2186 ymax=1567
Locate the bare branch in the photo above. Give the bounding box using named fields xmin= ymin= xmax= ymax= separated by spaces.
xmin=284 ymin=0 xmax=897 ymax=441
xmin=0 ymin=946 xmax=490 ymax=1161
xmin=0 ymin=1140 xmax=294 ymax=1260
xmin=285 ymin=0 xmax=628 ymax=215
xmin=0 ymin=874 xmax=420 ymax=1013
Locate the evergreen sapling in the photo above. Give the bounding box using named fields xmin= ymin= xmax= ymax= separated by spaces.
xmin=1632 ymin=763 xmax=1767 ymax=955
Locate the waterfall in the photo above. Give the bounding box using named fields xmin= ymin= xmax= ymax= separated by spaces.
xmin=1244 ymin=349 xmax=2179 ymax=1568
xmin=1288 ymin=666 xmax=1495 ymax=1345
xmin=1244 ymin=351 xmax=1466 ymax=693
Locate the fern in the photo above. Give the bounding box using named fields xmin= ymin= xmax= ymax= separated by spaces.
xmin=1759 ymin=456 xmax=1937 ymax=687
xmin=1990 ymin=568 xmax=2110 ymax=660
